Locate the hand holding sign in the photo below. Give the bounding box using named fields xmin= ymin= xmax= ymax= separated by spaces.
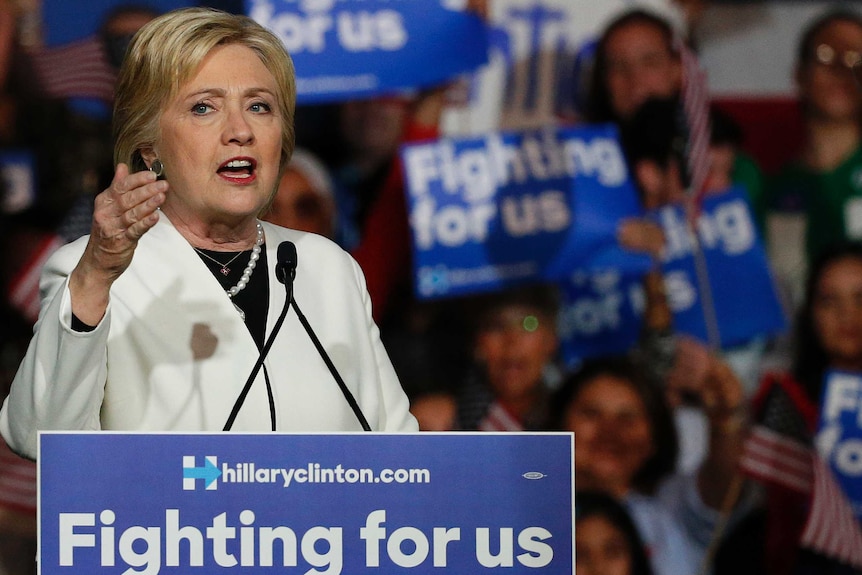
xmin=616 ymin=217 xmax=665 ymax=260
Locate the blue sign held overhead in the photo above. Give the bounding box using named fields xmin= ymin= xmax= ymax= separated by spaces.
xmin=557 ymin=188 xmax=788 ymax=362
xmin=39 ymin=432 xmax=574 ymax=574
xmin=247 ymin=0 xmax=489 ymax=103
xmin=659 ymin=188 xmax=787 ymax=347
xmin=401 ymin=124 xmax=652 ymax=300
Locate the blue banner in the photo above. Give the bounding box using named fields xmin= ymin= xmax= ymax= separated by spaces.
xmin=39 ymin=432 xmax=574 ymax=574
xmin=246 ymin=0 xmax=489 ymax=103
xmin=558 ymin=188 xmax=788 ymax=363
xmin=401 ymin=124 xmax=651 ymax=300
xmin=817 ymin=372 xmax=862 ymax=520
xmin=660 ymin=188 xmax=787 ymax=347
xmin=557 ymin=269 xmax=644 ymax=366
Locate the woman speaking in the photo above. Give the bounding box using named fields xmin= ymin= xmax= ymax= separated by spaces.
xmin=1 ymin=7 xmax=417 ymax=460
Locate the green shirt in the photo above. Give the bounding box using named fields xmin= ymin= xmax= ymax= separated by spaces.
xmin=733 ymin=153 xmax=767 ymax=234
xmin=768 ymin=146 xmax=862 ymax=264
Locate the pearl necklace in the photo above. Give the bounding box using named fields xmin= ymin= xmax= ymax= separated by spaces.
xmin=194 ymin=222 xmax=264 ymax=321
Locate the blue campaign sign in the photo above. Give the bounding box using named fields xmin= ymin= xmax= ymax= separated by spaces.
xmin=557 ymin=269 xmax=644 ymax=366
xmin=557 ymin=188 xmax=788 ymax=362
xmin=401 ymin=124 xmax=651 ymax=300
xmin=659 ymin=188 xmax=788 ymax=348
xmin=39 ymin=432 xmax=574 ymax=574
xmin=246 ymin=0 xmax=489 ymax=103
xmin=816 ymin=371 xmax=862 ymax=520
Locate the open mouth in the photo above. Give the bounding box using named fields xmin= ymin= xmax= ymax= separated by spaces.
xmin=217 ymin=158 xmax=257 ymax=181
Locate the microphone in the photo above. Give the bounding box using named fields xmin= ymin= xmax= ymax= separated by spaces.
xmin=275 ymin=241 xmax=297 ymax=285
xmin=224 ymin=240 xmax=371 ymax=432
xmin=223 ymin=240 xmax=296 ymax=431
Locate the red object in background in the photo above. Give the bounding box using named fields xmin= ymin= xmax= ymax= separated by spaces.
xmin=713 ymin=97 xmax=806 ymax=175
xmin=0 ymin=437 xmax=35 ymax=515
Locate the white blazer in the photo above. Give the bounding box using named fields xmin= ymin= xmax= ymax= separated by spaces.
xmin=0 ymin=215 xmax=417 ymax=459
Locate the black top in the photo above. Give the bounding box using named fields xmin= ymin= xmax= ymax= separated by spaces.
xmin=193 ymin=246 xmax=269 ymax=350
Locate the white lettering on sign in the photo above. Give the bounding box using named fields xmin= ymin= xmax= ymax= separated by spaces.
xmin=819 ymin=373 xmax=862 ymax=477
xmin=660 ymin=198 xmax=757 ymax=262
xmin=59 ymin=509 xmax=343 ymax=575
xmin=404 ymin=132 xmax=626 ymax=201
xmin=57 ymin=508 xmax=556 ymax=573
xmin=249 ymin=0 xmax=407 ymax=54
xmin=404 ymin=131 xmax=626 ymax=249
xmin=823 ymin=373 xmax=862 ymax=426
xmin=362 ymin=510 xmax=552 ymax=569
xmin=337 ymin=10 xmax=407 ymax=52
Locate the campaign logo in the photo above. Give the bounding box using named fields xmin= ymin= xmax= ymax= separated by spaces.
xmin=182 ymin=455 xmax=221 ymax=491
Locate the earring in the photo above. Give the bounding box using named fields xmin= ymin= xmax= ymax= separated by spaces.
xmin=150 ymin=159 xmax=164 ymax=178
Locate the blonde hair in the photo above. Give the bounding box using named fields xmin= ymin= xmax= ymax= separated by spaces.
xmin=113 ymin=7 xmax=296 ymax=174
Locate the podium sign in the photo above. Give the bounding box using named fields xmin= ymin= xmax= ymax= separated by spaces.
xmin=39 ymin=432 xmax=574 ymax=574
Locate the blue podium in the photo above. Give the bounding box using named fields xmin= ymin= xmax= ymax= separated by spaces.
xmin=39 ymin=432 xmax=574 ymax=574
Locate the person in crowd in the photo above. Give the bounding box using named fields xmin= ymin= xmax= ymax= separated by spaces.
xmin=264 ymin=147 xmax=336 ymax=238
xmin=794 ymin=241 xmax=862 ymax=398
xmin=0 ymin=7 xmax=417 ymax=461
xmin=456 ymin=285 xmax=560 ymax=431
xmin=339 ymin=88 xmax=449 ymax=324
xmin=621 ymin=95 xmax=773 ymax=388
xmin=768 ymin=10 xmax=862 ymax=291
xmin=409 ymin=389 xmax=457 ymax=432
xmin=584 ymin=9 xmax=766 ymax=215
xmin=619 ymin=96 xmax=773 ymax=474
xmin=575 ymin=490 xmax=654 ymax=575
xmin=714 ymin=240 xmax=862 ymax=575
xmin=293 ymin=95 xmax=408 ymax=249
xmin=585 ymin=9 xmax=683 ymax=127
xmin=550 ymin=355 xmax=747 ymax=575
xmin=708 ymin=105 xmax=767 ymax=231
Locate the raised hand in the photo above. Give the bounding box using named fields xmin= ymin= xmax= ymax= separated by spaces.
xmin=69 ymin=164 xmax=167 ymax=325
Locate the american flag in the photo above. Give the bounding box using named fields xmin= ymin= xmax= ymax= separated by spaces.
xmin=740 ymin=375 xmax=862 ymax=569
xmin=675 ymin=37 xmax=711 ymax=209
xmin=478 ymin=401 xmax=523 ymax=432
xmin=29 ymin=36 xmax=116 ymax=102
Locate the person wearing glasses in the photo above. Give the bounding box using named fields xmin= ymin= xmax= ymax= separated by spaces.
xmin=768 ymin=10 xmax=862 ymax=295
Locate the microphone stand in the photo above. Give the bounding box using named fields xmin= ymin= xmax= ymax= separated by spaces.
xmin=223 ymin=242 xmax=296 ymax=431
